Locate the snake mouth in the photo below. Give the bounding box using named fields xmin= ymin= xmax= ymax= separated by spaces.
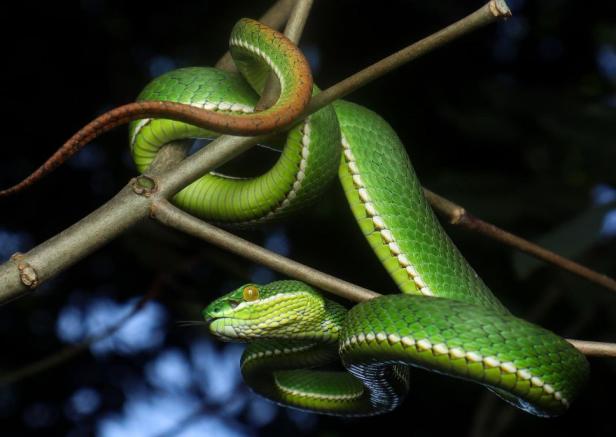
xmin=206 ymin=317 xmax=243 ymax=341
xmin=205 ymin=316 xmax=231 ymax=326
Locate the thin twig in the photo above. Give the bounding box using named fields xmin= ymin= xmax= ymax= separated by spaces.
xmin=303 ymin=0 xmax=511 ymax=116
xmin=0 ymin=244 xmax=218 ymax=385
xmin=423 ymin=189 xmax=616 ymax=292
xmin=151 ymin=199 xmax=615 ymax=358
xmin=217 ymin=0 xmax=612 ymax=293
xmin=0 ymin=142 xmax=188 ymax=304
xmin=0 ymin=277 xmax=163 ymax=386
xmin=152 ymin=200 xmax=380 ymax=303
xmin=280 ymin=0 xmax=313 ymax=45
xmin=566 ymin=340 xmax=616 ymax=358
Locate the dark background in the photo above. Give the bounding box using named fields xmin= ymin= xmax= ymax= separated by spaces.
xmin=1 ymin=0 xmax=615 ymax=436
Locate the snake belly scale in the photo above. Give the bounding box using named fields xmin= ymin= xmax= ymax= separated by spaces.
xmin=128 ymin=19 xmax=588 ymax=416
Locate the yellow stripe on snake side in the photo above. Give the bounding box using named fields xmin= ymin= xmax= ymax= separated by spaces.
xmin=229 ymin=37 xmax=285 ymax=89
xmin=257 ymin=117 xmax=313 ymax=221
xmin=274 ymin=376 xmax=365 ymax=402
xmin=232 ymin=292 xmax=305 ymax=313
xmin=242 ymin=343 xmax=317 ymax=366
xmin=339 ymin=333 xmax=569 ymax=407
xmin=129 ymin=100 xmax=255 ymax=152
xmin=341 ymin=134 xmax=433 ymax=297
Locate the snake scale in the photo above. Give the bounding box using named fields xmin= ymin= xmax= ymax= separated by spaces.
xmin=2 ymin=18 xmax=588 ymax=417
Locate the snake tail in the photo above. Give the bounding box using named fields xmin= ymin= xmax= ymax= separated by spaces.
xmin=0 ymin=18 xmax=312 ymax=199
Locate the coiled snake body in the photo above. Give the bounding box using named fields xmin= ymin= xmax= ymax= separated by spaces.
xmin=130 ymin=19 xmax=588 ymax=416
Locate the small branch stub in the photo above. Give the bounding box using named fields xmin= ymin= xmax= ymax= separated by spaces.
xmin=132 ymin=175 xmax=158 ymax=197
xmin=11 ymin=252 xmax=39 ymax=289
xmin=489 ymin=0 xmax=512 ymax=18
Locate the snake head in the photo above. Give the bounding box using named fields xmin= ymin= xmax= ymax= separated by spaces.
xmin=203 ymin=280 xmax=336 ymax=342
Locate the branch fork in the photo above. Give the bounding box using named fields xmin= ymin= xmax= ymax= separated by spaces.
xmin=1 ymin=1 xmax=615 ymax=360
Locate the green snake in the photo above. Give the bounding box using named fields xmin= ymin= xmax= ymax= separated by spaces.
xmin=2 ymin=18 xmax=588 ymax=416
xmin=133 ymin=19 xmax=587 ymax=417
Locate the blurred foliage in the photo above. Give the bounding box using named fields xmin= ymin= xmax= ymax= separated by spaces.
xmin=0 ymin=0 xmax=615 ymax=436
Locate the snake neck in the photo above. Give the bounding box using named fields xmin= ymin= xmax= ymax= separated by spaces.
xmin=316 ymin=298 xmax=347 ymax=343
xmin=251 ymin=282 xmax=348 ymax=343
xmin=258 ymin=294 xmax=347 ymax=344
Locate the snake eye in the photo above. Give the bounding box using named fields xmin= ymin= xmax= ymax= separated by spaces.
xmin=242 ymin=285 xmax=260 ymax=302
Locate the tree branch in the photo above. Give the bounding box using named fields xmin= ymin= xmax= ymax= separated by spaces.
xmin=152 ymin=200 xmax=380 ymax=302
xmin=0 ymin=0 xmax=612 ymax=361
xmin=566 ymin=340 xmax=616 ymax=358
xmin=153 ymin=1 xmax=511 ymax=200
xmin=0 ymin=279 xmax=162 ymax=386
xmin=151 ymin=199 xmax=615 ymax=358
xmin=0 ymin=142 xmax=188 ymax=304
xmin=304 ymin=0 xmax=511 ymax=116
xmin=423 ymin=190 xmax=616 ymax=292
xmin=217 ymin=0 xmax=614 ymax=294
xmin=11 ymin=2 xmax=602 ymax=312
